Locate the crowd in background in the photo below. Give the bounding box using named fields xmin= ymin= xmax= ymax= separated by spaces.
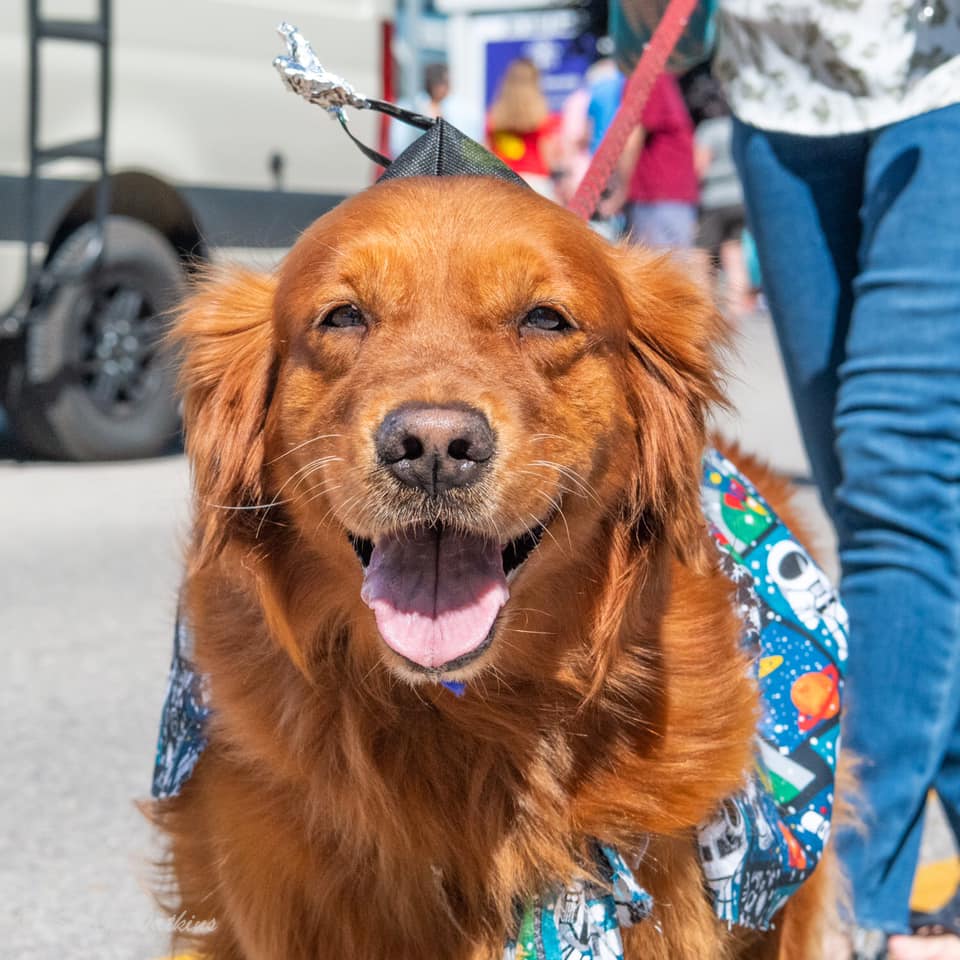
xmin=392 ymin=49 xmax=761 ymax=321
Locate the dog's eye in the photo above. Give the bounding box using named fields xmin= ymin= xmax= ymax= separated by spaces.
xmin=521 ymin=306 xmax=573 ymax=334
xmin=319 ymin=304 xmax=365 ymax=329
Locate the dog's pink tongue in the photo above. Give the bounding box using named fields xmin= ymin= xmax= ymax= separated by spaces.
xmin=360 ymin=528 xmax=508 ymax=669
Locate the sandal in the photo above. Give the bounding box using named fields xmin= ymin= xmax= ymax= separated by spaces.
xmin=912 ymin=886 xmax=960 ymax=939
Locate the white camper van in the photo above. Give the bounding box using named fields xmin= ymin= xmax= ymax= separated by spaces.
xmin=0 ymin=0 xmax=388 ymax=459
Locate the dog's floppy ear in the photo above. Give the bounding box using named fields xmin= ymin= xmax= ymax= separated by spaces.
xmin=170 ymin=268 xmax=278 ymax=564
xmin=613 ymin=247 xmax=729 ymax=569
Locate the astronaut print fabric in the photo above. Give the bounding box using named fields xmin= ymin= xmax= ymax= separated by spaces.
xmin=503 ymin=845 xmax=654 ymax=960
xmin=699 ymin=447 xmax=848 ymax=928
xmin=151 ymin=610 xmax=211 ymax=800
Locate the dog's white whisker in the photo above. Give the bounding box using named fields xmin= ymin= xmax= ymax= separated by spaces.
xmin=507 ymin=606 xmax=559 ymax=621
xmin=514 ymin=467 xmax=587 ymax=514
xmin=288 ymin=456 xmax=344 ymax=493
xmin=251 ymin=457 xmax=346 ymax=538
xmin=299 ymin=483 xmax=344 ymax=508
xmin=204 ymin=498 xmax=295 ymax=512
xmin=357 ymin=655 xmax=386 ymax=694
xmin=487 ymin=666 xmax=518 ymax=697
xmin=529 ymin=460 xmax=603 ymax=506
xmin=525 ymin=510 xmax=566 ymax=557
xmin=266 ymin=433 xmax=343 ymax=465
xmin=522 ymin=488 xmax=572 ymax=553
xmin=320 ymin=490 xmax=367 ymax=532
xmin=529 ymin=459 xmax=600 ymax=499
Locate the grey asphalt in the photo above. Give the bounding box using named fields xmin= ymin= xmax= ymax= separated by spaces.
xmin=0 ymin=309 xmax=953 ymax=959
xmin=1 ymin=450 xmax=186 ymax=959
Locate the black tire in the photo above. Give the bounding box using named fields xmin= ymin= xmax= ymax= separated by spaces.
xmin=6 ymin=216 xmax=185 ymax=460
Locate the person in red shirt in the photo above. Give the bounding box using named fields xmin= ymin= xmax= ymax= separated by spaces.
xmin=487 ymin=58 xmax=562 ymax=198
xmin=600 ymin=73 xmax=699 ymax=248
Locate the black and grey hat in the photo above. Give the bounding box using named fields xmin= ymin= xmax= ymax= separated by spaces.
xmin=379 ymin=118 xmax=526 ymax=186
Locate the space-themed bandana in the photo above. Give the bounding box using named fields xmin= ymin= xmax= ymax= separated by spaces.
xmin=503 ymin=844 xmax=655 ymax=960
xmin=151 ymin=610 xmax=211 ymax=800
xmin=698 ymin=447 xmax=847 ymax=929
xmin=150 ymin=449 xmax=847 ymax=944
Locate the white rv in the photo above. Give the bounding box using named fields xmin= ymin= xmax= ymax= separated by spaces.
xmin=0 ymin=0 xmax=389 ymax=459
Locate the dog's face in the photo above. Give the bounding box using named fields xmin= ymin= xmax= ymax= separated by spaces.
xmin=179 ymin=177 xmax=724 ymax=686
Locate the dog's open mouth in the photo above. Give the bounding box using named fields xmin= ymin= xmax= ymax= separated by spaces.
xmin=348 ymin=518 xmax=551 ymax=673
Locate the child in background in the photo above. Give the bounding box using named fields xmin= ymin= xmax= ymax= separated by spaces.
xmin=487 ymin=59 xmax=561 ymax=198
xmin=554 ymin=53 xmax=626 ymax=239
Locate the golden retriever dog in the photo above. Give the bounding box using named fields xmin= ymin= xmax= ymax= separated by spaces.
xmin=153 ymin=175 xmax=839 ymax=959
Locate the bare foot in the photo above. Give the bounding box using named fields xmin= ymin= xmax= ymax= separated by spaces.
xmin=888 ymin=934 xmax=960 ymax=960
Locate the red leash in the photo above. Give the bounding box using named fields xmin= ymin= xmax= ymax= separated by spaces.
xmin=567 ymin=0 xmax=700 ymax=222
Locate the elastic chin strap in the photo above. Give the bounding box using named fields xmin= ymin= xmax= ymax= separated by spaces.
xmin=336 ymin=100 xmax=437 ymax=169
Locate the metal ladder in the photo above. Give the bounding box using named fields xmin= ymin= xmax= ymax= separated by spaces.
xmin=8 ymin=0 xmax=112 ymax=333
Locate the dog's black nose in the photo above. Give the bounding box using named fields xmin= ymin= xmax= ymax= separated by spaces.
xmin=375 ymin=404 xmax=495 ymax=495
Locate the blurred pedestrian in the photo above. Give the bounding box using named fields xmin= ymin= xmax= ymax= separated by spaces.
xmin=553 ymin=77 xmax=592 ymax=208
xmin=688 ymin=74 xmax=755 ymax=316
xmin=555 ymin=53 xmax=627 ymax=237
xmin=599 ymin=72 xmax=698 ymax=249
xmin=584 ymin=54 xmax=629 ymax=239
xmin=710 ymin=4 xmax=960 ymax=959
xmin=586 ymin=55 xmax=626 ymax=156
xmin=486 ymin=58 xmax=562 ymax=198
xmin=612 ymin=2 xmax=960 ymax=957
xmin=390 ymin=63 xmax=480 ymax=159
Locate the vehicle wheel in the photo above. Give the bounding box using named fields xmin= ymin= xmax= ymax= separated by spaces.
xmin=6 ymin=215 xmax=185 ymax=460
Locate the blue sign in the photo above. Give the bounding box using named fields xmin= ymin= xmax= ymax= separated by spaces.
xmin=485 ymin=36 xmax=596 ymax=113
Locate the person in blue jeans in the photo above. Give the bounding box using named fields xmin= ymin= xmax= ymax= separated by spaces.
xmin=733 ymin=108 xmax=960 ymax=960
xmin=710 ymin=3 xmax=960 ymax=958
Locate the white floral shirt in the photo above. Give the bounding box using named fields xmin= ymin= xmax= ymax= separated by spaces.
xmin=715 ymin=0 xmax=960 ymax=135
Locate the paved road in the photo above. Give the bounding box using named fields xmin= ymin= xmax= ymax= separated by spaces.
xmin=0 ymin=310 xmax=953 ymax=959
xmin=1 ymin=448 xmax=186 ymax=959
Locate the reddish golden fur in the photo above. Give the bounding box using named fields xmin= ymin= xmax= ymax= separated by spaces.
xmin=151 ymin=177 xmax=839 ymax=958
